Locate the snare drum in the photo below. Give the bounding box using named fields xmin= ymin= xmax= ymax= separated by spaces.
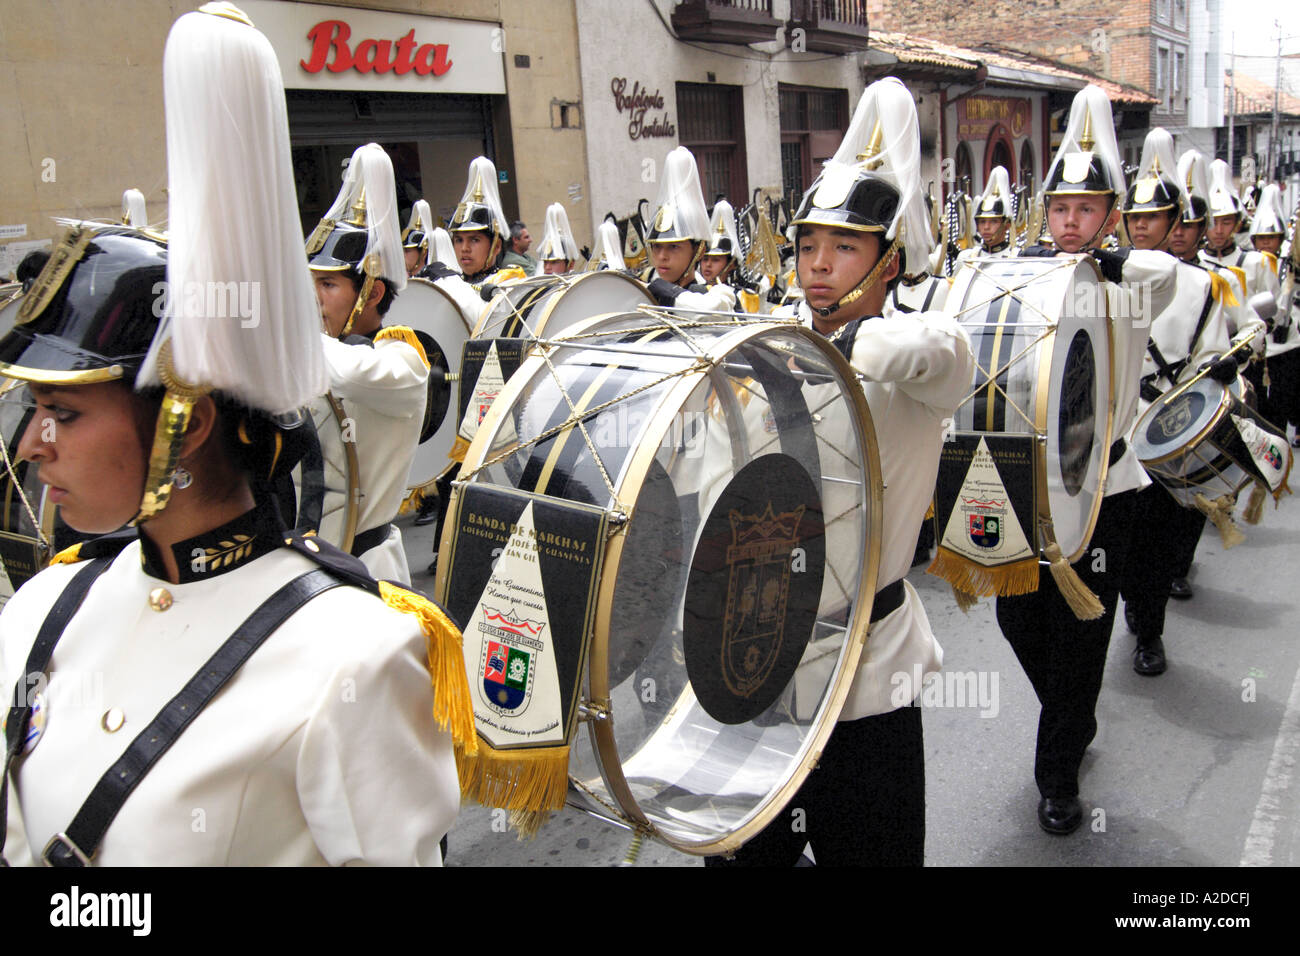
xmin=932 ymin=256 xmax=1114 ymax=594
xmin=436 ymin=310 xmax=883 ymax=855
xmin=383 ymin=277 xmax=472 ymax=489
xmin=1132 ymin=374 xmax=1292 ymax=506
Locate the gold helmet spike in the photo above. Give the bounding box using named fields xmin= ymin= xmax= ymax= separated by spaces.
xmin=1079 ymin=109 xmax=1095 ymax=152
xmin=198 ymin=1 xmax=253 ymax=26
xmin=346 ymin=186 xmax=367 ymax=227
xmin=857 ymin=119 xmax=885 ymax=170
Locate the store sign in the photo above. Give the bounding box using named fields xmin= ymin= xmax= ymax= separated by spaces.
xmin=610 ymin=78 xmax=676 ymax=140
xmin=956 ymin=96 xmax=1032 ymax=140
xmin=239 ymin=1 xmax=505 ymax=95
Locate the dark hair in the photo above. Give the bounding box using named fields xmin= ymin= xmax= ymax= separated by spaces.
xmin=510 ymin=220 xmax=527 ymax=242
xmin=342 ymin=267 xmax=397 ymax=315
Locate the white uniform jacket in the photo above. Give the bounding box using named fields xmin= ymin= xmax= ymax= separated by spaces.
xmin=791 ymin=301 xmax=975 ymax=719
xmin=884 ymin=272 xmax=950 ymax=318
xmin=1 ymin=515 xmax=459 ymax=866
xmin=321 ymin=332 xmax=427 ymax=583
xmin=1202 ymin=247 xmax=1295 ymax=356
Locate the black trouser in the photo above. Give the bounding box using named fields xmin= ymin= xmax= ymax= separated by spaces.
xmin=704 ymin=705 xmax=925 ymax=867
xmin=995 ymin=489 xmax=1135 ymax=799
xmin=1121 ymin=483 xmax=1206 ymax=639
xmin=1244 ymin=350 xmax=1300 ymax=431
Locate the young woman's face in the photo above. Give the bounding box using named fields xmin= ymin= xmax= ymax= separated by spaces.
xmin=699 ymin=254 xmax=732 ymax=282
xmin=19 ymin=382 xmax=151 ymax=533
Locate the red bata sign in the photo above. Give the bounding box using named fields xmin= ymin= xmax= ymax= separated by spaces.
xmin=300 ymin=19 xmax=452 ymax=76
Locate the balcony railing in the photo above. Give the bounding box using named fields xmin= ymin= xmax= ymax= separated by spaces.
xmin=788 ymin=0 xmax=870 ymax=54
xmin=671 ymin=1 xmax=783 ymax=46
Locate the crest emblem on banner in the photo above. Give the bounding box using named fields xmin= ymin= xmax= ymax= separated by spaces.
xmin=478 ymin=606 xmax=544 ymax=715
xmin=721 ymin=503 xmax=803 ymax=698
xmin=968 ymin=510 xmax=1001 ymax=548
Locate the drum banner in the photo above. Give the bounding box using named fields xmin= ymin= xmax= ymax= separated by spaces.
xmin=930 ymin=433 xmax=1040 ymax=597
xmin=450 ymin=338 xmax=529 ymax=463
xmin=440 ymin=483 xmax=608 ymax=823
xmin=1229 ymin=413 xmax=1293 ymax=496
xmin=0 ymin=531 xmax=44 ymax=603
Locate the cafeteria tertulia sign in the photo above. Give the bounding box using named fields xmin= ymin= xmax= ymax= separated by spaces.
xmin=238 ymin=0 xmax=505 ymax=95
xmin=611 ymin=78 xmax=676 ymax=140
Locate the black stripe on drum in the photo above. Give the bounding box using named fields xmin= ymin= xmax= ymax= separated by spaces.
xmin=972 ymin=292 xmax=1020 ymax=432
xmin=988 ymin=291 xmax=1023 ymax=432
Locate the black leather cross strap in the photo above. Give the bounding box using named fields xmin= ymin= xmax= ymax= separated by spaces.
xmin=349 ymin=523 xmax=392 ymax=559
xmin=1 ymin=558 xmax=111 ymax=867
xmin=870 ymin=578 xmax=906 ymax=624
xmin=42 ymin=568 xmax=342 ymax=867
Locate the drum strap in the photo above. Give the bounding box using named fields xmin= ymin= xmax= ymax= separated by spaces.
xmin=1 ymin=557 xmax=111 ymax=867
xmin=40 ymin=569 xmax=343 ymax=867
xmin=1144 ymin=289 xmax=1217 ymax=395
xmin=350 ymin=522 xmax=393 ymax=559
xmin=871 ymin=579 xmax=905 ymax=624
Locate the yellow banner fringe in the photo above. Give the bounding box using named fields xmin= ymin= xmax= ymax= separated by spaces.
xmin=927 ymin=546 xmax=1040 ymax=598
xmin=1243 ymin=482 xmax=1267 ymax=525
xmin=398 ymin=485 xmax=426 ymax=515
xmin=377 ymin=582 xmax=478 ymax=755
xmin=457 ymin=739 xmax=570 ymax=833
xmin=1043 ymin=542 xmax=1104 ymax=620
xmin=448 ymin=435 xmax=471 ymax=464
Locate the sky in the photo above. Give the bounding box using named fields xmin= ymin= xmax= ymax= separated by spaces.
xmin=1223 ymin=1 xmax=1300 ymax=58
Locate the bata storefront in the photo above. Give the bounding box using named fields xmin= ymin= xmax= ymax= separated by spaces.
xmin=241 ymin=1 xmax=513 ymax=233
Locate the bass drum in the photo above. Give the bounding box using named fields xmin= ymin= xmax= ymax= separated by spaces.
xmin=936 ymin=255 xmax=1114 ymax=580
xmin=472 ymin=271 xmax=653 ymax=341
xmin=288 ymin=394 xmax=360 ymax=552
xmin=383 ymin=277 xmax=472 ymax=490
xmin=439 ymin=310 xmax=884 ymax=856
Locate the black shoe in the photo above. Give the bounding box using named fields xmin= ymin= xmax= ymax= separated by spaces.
xmin=1124 ymin=602 xmax=1137 ymax=634
xmin=412 ymin=499 xmax=439 ymax=526
xmin=1168 ymin=577 xmax=1192 ymax=600
xmin=1133 ymin=636 xmax=1167 ymax=676
xmin=1037 ymin=796 xmax=1083 ymax=835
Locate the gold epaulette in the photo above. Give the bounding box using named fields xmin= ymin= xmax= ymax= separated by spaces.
xmin=1207 ymin=270 xmax=1239 ymax=308
xmin=1224 ymin=265 xmax=1249 ymax=299
xmin=490 ymin=266 xmax=527 ymax=284
xmin=1261 ymin=251 xmax=1279 ymax=276
xmin=48 ymin=543 xmax=84 ymax=565
xmin=737 ymin=289 xmax=761 ymax=314
xmin=375 ymin=325 xmax=430 ymax=369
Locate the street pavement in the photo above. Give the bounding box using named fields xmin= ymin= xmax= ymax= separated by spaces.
xmin=399 ymin=473 xmax=1300 ymax=868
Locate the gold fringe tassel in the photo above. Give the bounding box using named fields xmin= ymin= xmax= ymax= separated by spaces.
xmin=927 ymin=546 xmax=1040 ymax=597
xmin=377 ymin=582 xmax=478 ymax=755
xmin=457 ymin=739 xmax=570 ymax=839
xmin=448 ymin=434 xmax=471 ymax=464
xmin=1243 ymin=482 xmax=1267 ymax=525
xmin=1192 ymin=492 xmax=1245 ymax=549
xmin=1042 ymin=542 xmax=1104 ymax=620
xmin=951 ymin=584 xmax=980 ymax=612
xmin=374 ymin=325 xmax=431 ymax=369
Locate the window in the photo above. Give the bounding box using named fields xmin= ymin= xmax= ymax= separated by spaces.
xmin=779 ymin=84 xmax=848 ymax=210
xmin=1156 ymin=0 xmax=1171 ymax=23
xmin=1174 ymin=0 xmax=1187 ymax=29
xmin=1157 ymin=45 xmax=1171 ymax=113
xmin=1174 ymin=50 xmax=1185 ymax=113
xmin=676 ymin=82 xmax=749 ymax=205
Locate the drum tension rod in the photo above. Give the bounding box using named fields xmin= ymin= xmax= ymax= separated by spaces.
xmin=577 ymin=700 xmax=611 ymax=723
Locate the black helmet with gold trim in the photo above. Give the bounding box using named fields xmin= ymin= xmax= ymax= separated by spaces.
xmin=1043 ymin=86 xmax=1125 ymax=199
xmin=1122 ymin=127 xmax=1182 ymax=219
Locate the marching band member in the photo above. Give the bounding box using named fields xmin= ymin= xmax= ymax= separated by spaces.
xmin=420 ymin=156 xmax=527 ymax=322
xmin=708 ymin=77 xmax=974 ymax=867
xmin=307 ymin=143 xmax=431 ymax=584
xmin=0 ymin=4 xmax=469 ymax=867
xmin=429 ymin=226 xmax=459 ymax=275
xmin=402 ymin=199 xmax=434 ymax=277
xmin=642 ymin=147 xmax=737 ymax=312
xmin=1247 ymin=184 xmax=1300 ymax=441
xmin=700 ymin=199 xmax=763 ymax=314
xmin=593 ymin=216 xmax=626 ymax=271
xmin=1202 ymin=161 xmax=1279 ymax=305
xmin=536 ymin=202 xmax=581 ymax=275
xmin=996 ymin=85 xmax=1177 ymax=835
xmin=1117 ymin=129 xmax=1233 ymax=676
xmin=953 ymin=165 xmax=1017 ymax=271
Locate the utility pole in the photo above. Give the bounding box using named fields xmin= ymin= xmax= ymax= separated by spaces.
xmin=1268 ymin=24 xmax=1282 ymax=184
xmin=1227 ymin=32 xmax=1235 ymax=173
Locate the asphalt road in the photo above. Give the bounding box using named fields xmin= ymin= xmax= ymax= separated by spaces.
xmin=399 ymin=473 xmax=1300 ymax=868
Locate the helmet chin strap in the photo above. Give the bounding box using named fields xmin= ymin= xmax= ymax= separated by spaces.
xmin=668 ymin=241 xmax=706 ymax=287
xmin=808 ymin=238 xmax=900 ymax=318
xmin=131 ymin=341 xmax=211 ymax=526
